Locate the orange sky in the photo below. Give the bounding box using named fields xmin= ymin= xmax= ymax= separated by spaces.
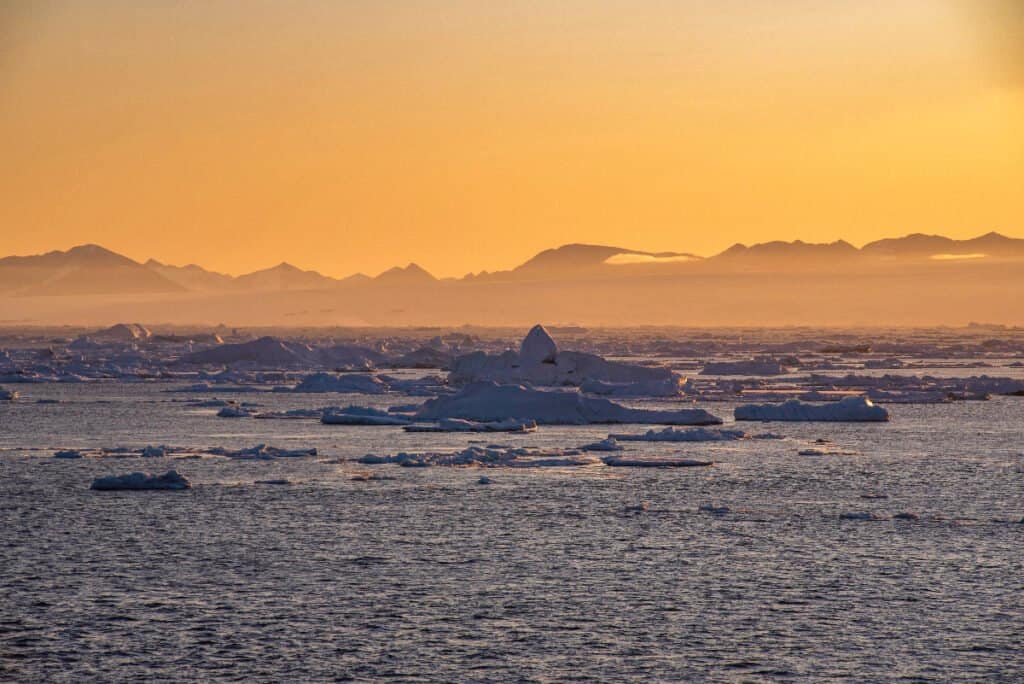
xmin=1 ymin=1 xmax=1022 ymax=278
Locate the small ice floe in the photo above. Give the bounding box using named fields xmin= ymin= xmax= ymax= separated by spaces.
xmin=209 ymin=444 xmax=318 ymax=459
xmin=187 ymin=398 xmax=235 ymax=408
xmin=140 ymin=445 xmax=170 ymax=458
xmin=404 ymin=417 xmax=538 ymax=433
xmin=735 ymin=396 xmax=889 ymax=422
xmin=254 ymin=408 xmax=323 ymax=420
xmin=609 ymin=427 xmax=746 ymax=442
xmin=698 ymin=505 xmax=731 ymax=515
xmin=580 ymin=437 xmax=624 ymax=452
xmin=54 ymin=449 xmax=83 ymax=459
xmin=892 ymin=512 xmax=919 ymax=520
xmin=602 ymin=456 xmax=713 ymax=468
xmin=36 ymin=398 xmax=61 ymax=404
xmin=254 ymin=479 xmax=291 ymax=485
xmin=860 ymin=493 xmax=889 ymax=500
xmin=0 ymin=387 xmax=18 ymax=400
xmin=623 ymin=501 xmax=650 ymax=513
xmin=358 ymin=445 xmax=597 ymax=468
xmin=477 ymin=476 xmax=494 ymax=485
xmin=90 ymin=470 xmax=191 ymax=491
xmin=839 ymin=512 xmax=884 ymax=521
xmin=217 ymin=405 xmax=256 ymax=418
xmin=292 ymin=372 xmax=388 ymax=394
xmin=321 ymin=406 xmax=412 ymax=426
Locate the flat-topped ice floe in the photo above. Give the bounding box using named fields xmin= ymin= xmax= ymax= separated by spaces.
xmin=209 ymin=444 xmax=318 ymax=459
xmin=321 ymin=406 xmax=412 ymax=425
xmin=292 ymin=372 xmax=388 ymax=394
xmin=602 ymin=456 xmax=714 ymax=468
xmin=91 ymin=470 xmax=191 ymax=491
xmin=403 ymin=417 xmax=537 ymax=433
xmin=358 ymin=445 xmax=599 ymax=468
xmin=415 ymin=382 xmax=721 ymax=426
xmin=609 ymin=427 xmax=747 ymax=442
xmin=735 ymin=396 xmax=889 ymax=422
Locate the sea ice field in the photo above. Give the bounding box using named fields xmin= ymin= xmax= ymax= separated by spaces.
xmin=1 ymin=324 xmax=1022 ymax=682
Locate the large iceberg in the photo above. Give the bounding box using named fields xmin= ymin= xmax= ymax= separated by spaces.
xmin=90 ymin=470 xmax=191 ymax=491
xmin=734 ymin=396 xmax=889 ymax=422
xmin=448 ymin=324 xmax=685 ymax=396
xmin=415 ymin=381 xmax=721 ymax=425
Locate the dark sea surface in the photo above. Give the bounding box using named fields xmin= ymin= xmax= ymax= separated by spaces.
xmin=2 ymin=382 xmax=1022 ymax=682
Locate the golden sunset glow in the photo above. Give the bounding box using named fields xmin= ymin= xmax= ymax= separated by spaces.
xmin=1 ymin=1 xmax=1022 ymax=278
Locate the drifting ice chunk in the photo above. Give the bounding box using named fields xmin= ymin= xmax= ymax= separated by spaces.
xmin=0 ymin=387 xmax=18 ymax=400
xmin=254 ymin=408 xmax=323 ymax=420
xmin=91 ymin=470 xmax=191 ymax=491
xmin=580 ymin=437 xmax=624 ymax=452
xmin=610 ymin=427 xmax=747 ymax=442
xmin=293 ymin=372 xmax=388 ymax=394
xmin=357 ymin=445 xmax=596 ymax=468
xmin=210 ymin=444 xmax=318 ymax=459
xmin=603 ymin=456 xmax=713 ymax=468
xmin=734 ymin=396 xmax=889 ymax=422
xmin=54 ymin=449 xmax=84 ymax=459
xmin=415 ymin=382 xmax=721 ymax=426
xmin=321 ymin=406 xmax=412 ymax=425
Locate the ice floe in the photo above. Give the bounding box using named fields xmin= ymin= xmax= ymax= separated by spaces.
xmin=0 ymin=387 xmax=18 ymax=400
xmin=292 ymin=372 xmax=388 ymax=394
xmin=357 ymin=445 xmax=599 ymax=468
xmin=209 ymin=444 xmax=318 ymax=459
xmin=90 ymin=470 xmax=191 ymax=491
xmin=579 ymin=437 xmax=624 ymax=452
xmin=609 ymin=427 xmax=747 ymax=442
xmin=321 ymin=406 xmax=412 ymax=426
xmin=415 ymin=381 xmax=721 ymax=425
xmin=735 ymin=396 xmax=889 ymax=422
xmin=403 ymin=417 xmax=538 ymax=433
xmin=602 ymin=456 xmax=713 ymax=468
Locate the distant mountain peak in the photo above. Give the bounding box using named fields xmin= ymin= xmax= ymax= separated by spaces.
xmin=375 ymin=263 xmax=437 ymax=283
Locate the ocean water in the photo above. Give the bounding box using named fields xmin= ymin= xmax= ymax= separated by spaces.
xmin=2 ymin=382 xmax=1022 ymax=682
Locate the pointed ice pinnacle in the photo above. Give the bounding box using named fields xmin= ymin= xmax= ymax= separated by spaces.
xmin=519 ymin=324 xmax=558 ymax=364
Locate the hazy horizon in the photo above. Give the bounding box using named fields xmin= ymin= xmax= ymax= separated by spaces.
xmin=3 ymin=1 xmax=1023 ymax=278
